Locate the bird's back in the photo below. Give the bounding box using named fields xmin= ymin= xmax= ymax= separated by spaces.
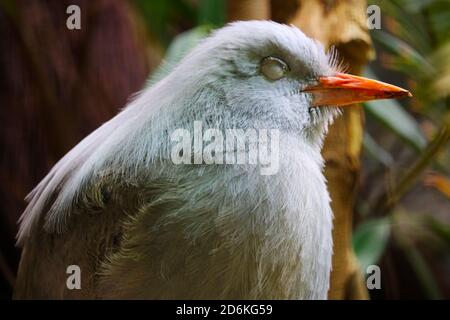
xmin=14 ymin=176 xmax=134 ymax=299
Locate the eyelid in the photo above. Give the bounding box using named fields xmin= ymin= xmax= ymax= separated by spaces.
xmin=260 ymin=56 xmax=290 ymax=80
xmin=262 ymin=56 xmax=290 ymax=71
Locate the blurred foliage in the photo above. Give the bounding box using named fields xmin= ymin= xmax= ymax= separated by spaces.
xmin=134 ymin=0 xmax=224 ymax=47
xmin=355 ymin=0 xmax=450 ymax=298
xmin=134 ymin=0 xmax=195 ymax=47
xmin=198 ymin=0 xmax=225 ymax=26
xmin=353 ymin=217 xmax=391 ymax=272
xmin=364 ymin=95 xmax=427 ymax=152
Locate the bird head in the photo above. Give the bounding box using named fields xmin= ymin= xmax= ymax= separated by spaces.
xmin=162 ymin=21 xmax=410 ymax=146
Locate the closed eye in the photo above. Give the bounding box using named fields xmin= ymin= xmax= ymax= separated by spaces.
xmin=260 ymin=56 xmax=289 ymax=81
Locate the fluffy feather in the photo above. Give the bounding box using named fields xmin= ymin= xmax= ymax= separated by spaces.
xmin=16 ymin=21 xmax=339 ymax=299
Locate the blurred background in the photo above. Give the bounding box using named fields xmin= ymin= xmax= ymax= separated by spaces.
xmin=0 ymin=0 xmax=449 ymax=299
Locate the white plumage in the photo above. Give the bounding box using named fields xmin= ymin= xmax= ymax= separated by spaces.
xmin=17 ymin=21 xmax=341 ymax=299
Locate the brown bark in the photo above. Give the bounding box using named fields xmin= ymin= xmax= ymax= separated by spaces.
xmin=228 ymin=0 xmax=271 ymax=21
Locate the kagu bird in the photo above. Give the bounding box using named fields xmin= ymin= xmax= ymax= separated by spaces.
xmin=14 ymin=21 xmax=410 ymax=299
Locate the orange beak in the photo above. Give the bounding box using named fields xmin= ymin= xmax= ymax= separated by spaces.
xmin=303 ymin=72 xmax=412 ymax=107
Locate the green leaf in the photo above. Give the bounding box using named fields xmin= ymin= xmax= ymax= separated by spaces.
xmin=198 ymin=0 xmax=225 ymax=26
xmin=148 ymin=25 xmax=213 ymax=85
xmin=353 ymin=217 xmax=391 ymax=273
xmin=363 ymin=69 xmax=427 ymax=152
xmin=364 ymin=98 xmax=427 ymax=152
xmin=427 ymin=216 xmax=450 ymax=248
xmin=402 ymin=245 xmax=442 ymax=299
xmin=133 ymin=0 xmax=197 ymax=47
xmin=371 ymin=31 xmax=432 ymax=75
xmin=401 ymin=0 xmax=436 ymax=12
xmin=426 ymin=0 xmax=450 ymax=44
xmin=370 ymin=0 xmax=431 ymax=54
xmin=392 ymin=212 xmax=443 ymax=299
xmin=134 ymin=0 xmax=171 ymax=47
xmin=363 ymin=133 xmax=395 ymax=167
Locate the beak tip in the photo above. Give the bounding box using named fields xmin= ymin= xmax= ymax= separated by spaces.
xmin=398 ymin=90 xmax=413 ymax=98
xmin=392 ymin=90 xmax=412 ymax=99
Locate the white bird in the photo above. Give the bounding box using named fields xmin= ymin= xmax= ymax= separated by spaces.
xmin=14 ymin=21 xmax=410 ymax=299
